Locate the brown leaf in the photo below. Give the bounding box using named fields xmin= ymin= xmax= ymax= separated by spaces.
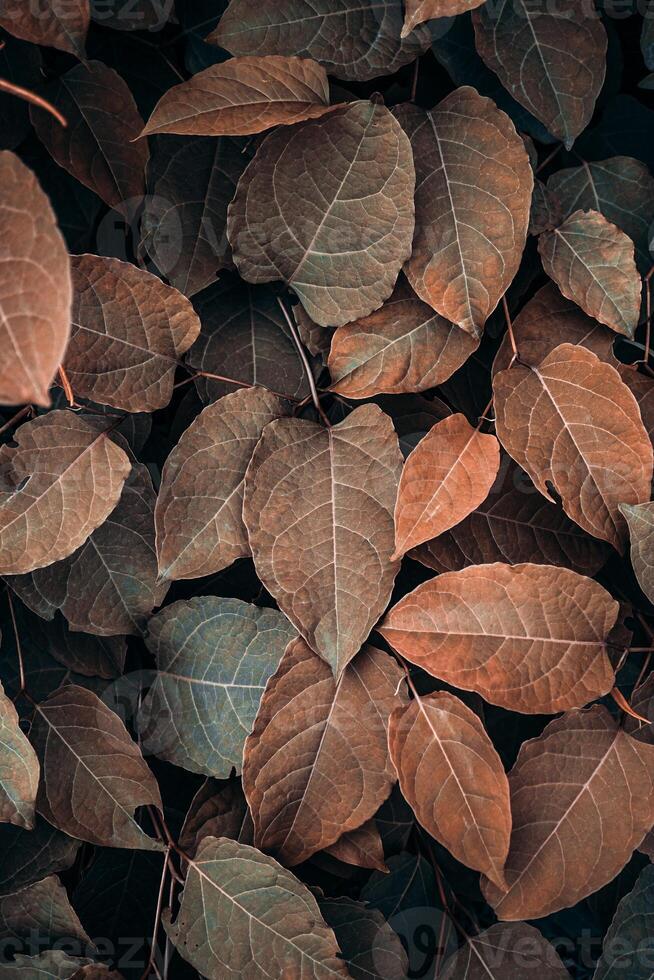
xmin=243 ymin=404 xmax=403 ymax=677
xmin=156 ymin=386 xmax=290 ymax=581
xmin=0 ymin=875 xmax=91 ymax=946
xmin=481 ymin=706 xmax=654 ymax=920
xmin=394 ymin=88 xmax=532 ymax=339
xmin=538 ymin=210 xmax=641 ymax=338
xmin=402 ymin=0 xmax=485 ymax=37
xmin=179 ymin=780 xmax=253 ymax=857
xmin=393 ymin=413 xmax=500 ymax=558
xmin=472 ymin=0 xmax=607 ymax=147
xmin=64 ymin=254 xmax=200 ymax=412
xmin=0 ymin=0 xmax=89 ymax=57
xmin=494 ymin=343 xmax=653 ymax=552
xmin=328 ymin=279 xmax=478 ymax=398
xmin=30 ymin=685 xmax=163 ymax=850
xmin=142 ymin=56 xmax=331 ymax=137
xmin=0 ymin=411 xmax=131 ymax=575
xmin=209 ymin=0 xmax=432 ymax=82
xmin=30 ymin=61 xmax=149 ymax=217
xmin=0 ymin=681 xmax=39 ymax=829
xmin=0 ymin=152 xmax=71 ymax=408
xmin=379 ymin=562 xmax=619 ymax=714
xmin=243 ymin=637 xmax=406 ymax=866
xmin=319 ymin=897 xmax=409 ymax=980
xmin=323 ymin=820 xmax=387 ymax=873
xmin=227 ymin=100 xmax=415 ymax=327
xmin=440 ymin=922 xmax=570 ymax=979
xmin=621 ymin=502 xmax=654 ymax=605
xmin=389 ymin=691 xmax=510 ymax=889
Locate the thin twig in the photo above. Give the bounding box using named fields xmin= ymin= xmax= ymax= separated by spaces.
xmin=276 ymin=296 xmax=331 ymax=426
xmin=535 ymin=143 xmax=562 ymax=175
xmin=639 ymin=263 xmax=654 ymax=371
xmin=139 ymin=846 xmax=170 ymax=980
xmin=0 ymin=404 xmax=32 ymax=438
xmin=410 ymin=56 xmax=420 ymax=102
xmin=0 ymin=76 xmax=67 ymax=126
xmin=58 ymin=366 xmax=75 ymax=406
xmin=5 ymin=587 xmax=26 ymax=697
xmin=175 ymin=368 xmax=295 ymax=403
xmin=502 ymin=296 xmax=519 ymax=360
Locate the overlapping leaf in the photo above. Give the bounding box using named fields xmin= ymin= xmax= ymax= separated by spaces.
xmin=0 ymin=951 xmax=98 ymax=979
xmin=0 ymin=682 xmax=39 ymax=829
xmin=319 ymin=898 xmax=409 ymax=980
xmin=0 ymin=817 xmax=79 ymax=896
xmin=402 ymin=0 xmax=485 ymax=37
xmin=440 ymin=923 xmax=570 ymax=979
xmin=594 ymin=865 xmax=654 ymax=980
xmin=0 ymin=875 xmax=90 ymax=946
xmin=621 ymin=502 xmax=654 ymax=605
xmin=0 ymin=0 xmax=89 ymax=57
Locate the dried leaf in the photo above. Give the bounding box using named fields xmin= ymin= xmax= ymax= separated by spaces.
xmin=0 ymin=412 xmax=131 ymax=575
xmin=30 ymin=61 xmax=149 ymax=216
xmin=0 ymin=875 xmax=90 ymax=946
xmin=0 ymin=152 xmax=71 ymax=408
xmin=393 ymin=413 xmax=500 ymax=558
xmin=389 ymin=691 xmax=510 ymax=888
xmin=0 ymin=681 xmax=38 ymax=829
xmin=155 ymin=386 xmax=290 ymax=581
xmin=179 ymin=780 xmax=253 ymax=857
xmin=243 ymin=636 xmax=406 ymax=866
xmin=402 ymin=1 xmax=485 ymax=38
xmin=481 ymin=706 xmax=654 ymax=920
xmin=394 ymin=88 xmax=533 ymax=338
xmin=472 ymin=0 xmax=608 ymax=147
xmin=621 ymin=501 xmax=654 ymax=605
xmin=379 ymin=562 xmax=619 ymax=714
xmin=64 ymin=254 xmax=200 ymax=412
xmin=142 ymin=56 xmax=331 ymax=136
xmin=243 ymin=404 xmax=403 ymax=677
xmin=328 ymin=279 xmax=478 ymax=398
xmin=323 ymin=820 xmax=387 ymax=873
xmin=163 ymin=836 xmax=350 ymax=978
xmin=594 ymin=864 xmax=654 ymax=980
xmin=210 ymin=0 xmax=432 ymax=81
xmin=138 ymin=597 xmax=297 ymax=778
xmin=228 ymin=100 xmax=415 ymax=327
xmin=0 ymin=0 xmax=88 ymax=57
xmin=494 ymin=343 xmax=653 ymax=552
xmin=30 ymin=685 xmax=163 ymax=850
xmin=319 ymin=897 xmax=408 ymax=980
xmin=440 ymin=922 xmax=570 ymax=979
xmin=538 ymin=210 xmax=641 ymax=338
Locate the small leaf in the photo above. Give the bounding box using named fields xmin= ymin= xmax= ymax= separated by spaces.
xmin=30 ymin=685 xmax=163 ymax=850
xmin=65 ymin=254 xmax=200 ymax=413
xmin=319 ymin=897 xmax=408 ymax=980
xmin=155 ymin=386 xmax=290 ymax=581
xmin=0 ymin=0 xmax=88 ymax=57
xmin=379 ymin=562 xmax=619 ymax=714
xmin=440 ymin=922 xmax=570 ymax=979
xmin=163 ymin=836 xmax=350 ymax=978
xmin=0 ymin=152 xmax=71 ymax=408
xmin=0 ymin=950 xmax=97 ymax=979
xmin=393 ymin=413 xmax=500 ymax=558
xmin=538 ymin=210 xmax=641 ymax=338
xmin=402 ymin=0 xmax=484 ymax=37
xmin=0 ymin=412 xmax=131 ymax=576
xmin=228 ymin=100 xmax=415 ymax=327
xmin=179 ymin=780 xmax=253 ymax=857
xmin=472 ymin=0 xmax=607 ymax=147
xmin=494 ymin=343 xmax=653 ymax=552
xmin=0 ymin=875 xmax=91 ymax=946
xmin=394 ymin=88 xmax=533 ymax=339
xmin=142 ymin=56 xmax=331 ymax=136
xmin=481 ymin=706 xmax=654 ymax=920
xmin=243 ymin=404 xmax=403 ymax=677
xmin=389 ymin=691 xmax=510 ymax=889
xmin=0 ymin=816 xmax=79 ymax=896
xmin=323 ymin=820 xmax=387 ymax=873
xmin=138 ymin=597 xmax=297 ymax=778
xmin=0 ymin=681 xmax=39 ymax=829
xmin=243 ymin=637 xmax=406 ymax=866
xmin=621 ymin=501 xmax=654 ymax=605
xmin=594 ymin=865 xmax=654 ymax=980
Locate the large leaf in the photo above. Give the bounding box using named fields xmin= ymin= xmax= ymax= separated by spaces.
xmin=0 ymin=152 xmax=71 ymax=408
xmin=319 ymin=897 xmax=409 ymax=980
xmin=328 ymin=279 xmax=478 ymax=398
xmin=402 ymin=0 xmax=484 ymax=37
xmin=64 ymin=254 xmax=200 ymax=412
xmin=538 ymin=210 xmax=641 ymax=338
xmin=494 ymin=343 xmax=653 ymax=552
xmin=243 ymin=404 xmax=403 ymax=677
xmin=30 ymin=61 xmax=149 ymax=216
xmin=142 ymin=55 xmax=331 ymax=136
xmin=138 ymin=597 xmax=297 ymax=777
xmin=0 ymin=412 xmax=131 ymax=575
xmin=0 ymin=816 xmax=79 ymax=896
xmin=30 ymin=685 xmax=163 ymax=850
xmin=139 ymin=136 xmax=247 ymax=296
xmin=0 ymin=681 xmax=39 ymax=829
xmin=228 ymin=100 xmax=415 ymax=327
xmin=209 ymin=0 xmax=432 ymax=81
xmin=155 ymin=386 xmax=289 ymax=581
xmin=379 ymin=562 xmax=619 ymax=714
xmin=394 ymin=88 xmax=532 ymax=339
xmin=243 ymin=636 xmax=406 ymax=865
xmin=0 ymin=875 xmax=90 ymax=946
xmin=481 ymin=706 xmax=654 ymax=920
xmin=472 ymin=0 xmax=607 ymax=147
xmin=440 ymin=922 xmax=570 ymax=980
xmin=0 ymin=0 xmax=88 ymax=57
xmin=594 ymin=864 xmax=654 ymax=980
xmin=389 ymin=691 xmax=510 ymax=889
xmin=621 ymin=501 xmax=654 ymax=605
xmin=163 ymin=836 xmax=350 ymax=978
xmin=393 ymin=413 xmax=500 ymax=558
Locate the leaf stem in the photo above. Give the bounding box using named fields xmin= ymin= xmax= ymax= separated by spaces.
xmin=0 ymin=76 xmax=67 ymax=126
xmin=502 ymin=296 xmax=519 ymax=361
xmin=139 ymin=847 xmax=169 ymax=980
xmin=276 ymin=296 xmax=331 ymax=427
xmin=57 ymin=365 xmax=75 ymax=406
xmin=535 ymin=143 xmax=562 ymax=175
xmin=5 ymin=587 xmax=25 ymax=697
xmin=0 ymin=404 xmax=32 ymax=438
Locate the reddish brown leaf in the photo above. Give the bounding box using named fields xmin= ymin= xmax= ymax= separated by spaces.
xmin=481 ymin=706 xmax=654 ymax=920
xmin=494 ymin=343 xmax=653 ymax=552
xmin=0 ymin=682 xmax=39 ymax=829
xmin=64 ymin=254 xmax=200 ymax=412
xmin=243 ymin=404 xmax=403 ymax=677
xmin=394 ymin=88 xmax=532 ymax=338
xmin=440 ymin=922 xmax=571 ymax=979
xmin=402 ymin=0 xmax=485 ymax=37
xmin=323 ymin=820 xmax=387 ymax=873
xmin=179 ymin=780 xmax=253 ymax=857
xmin=389 ymin=691 xmax=510 ymax=889
xmin=243 ymin=637 xmax=406 ymax=866
xmin=0 ymin=0 xmax=89 ymax=57
xmin=379 ymin=562 xmax=619 ymax=714
xmin=0 ymin=152 xmax=71 ymax=408
xmin=393 ymin=413 xmax=500 ymax=558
